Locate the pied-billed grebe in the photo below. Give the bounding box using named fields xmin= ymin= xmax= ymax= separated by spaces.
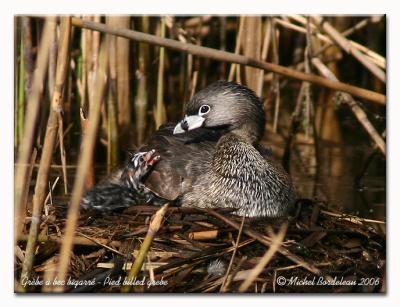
xmin=81 ymin=81 xmax=295 ymax=218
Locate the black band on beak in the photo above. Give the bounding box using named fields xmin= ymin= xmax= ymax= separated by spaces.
xmin=180 ymin=119 xmax=189 ymax=131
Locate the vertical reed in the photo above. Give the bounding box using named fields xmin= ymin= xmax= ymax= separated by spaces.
xmin=14 ymin=19 xmax=52 ymax=246
xmin=54 ymin=38 xmax=109 ymax=292
xmin=20 ymin=17 xmax=71 ymax=287
xmin=242 ymin=16 xmax=262 ymax=92
xmin=154 ymin=17 xmax=167 ymax=128
xmin=135 ymin=16 xmax=150 ymax=145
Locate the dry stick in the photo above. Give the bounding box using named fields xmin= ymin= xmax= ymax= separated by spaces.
xmin=189 ymin=71 xmax=199 ymax=100
xmin=16 ymin=149 xmax=37 ymax=238
xmin=220 ymin=216 xmax=246 ymax=292
xmin=113 ymin=16 xmax=131 ymax=145
xmin=121 ymin=204 xmax=169 ymax=293
xmin=239 ymin=222 xmax=288 ymax=292
xmin=69 ymin=17 xmax=385 ymax=105
xmin=202 ymin=209 xmax=322 ymax=276
xmin=311 ymin=58 xmax=385 ymax=156
xmin=22 ymin=16 xmax=34 ymax=99
xmin=18 ymin=233 xmax=122 ymax=248
xmin=271 ymin=19 xmax=280 ymax=133
xmin=135 ymin=17 xmax=150 ymax=146
xmin=305 ymin=17 xmax=322 ymax=199
xmin=256 ymin=18 xmax=272 ymax=97
xmin=312 ymin=16 xmax=385 ymax=83
xmin=14 ymin=19 xmax=51 ymax=246
xmin=57 ymin=113 xmax=68 ymax=194
xmin=19 ymin=18 xmax=72 ymax=287
xmin=54 ymin=40 xmax=109 ymax=293
xmin=105 ymin=22 xmax=119 ymax=173
xmin=275 ymin=17 xmax=385 ymax=70
xmin=242 ymin=16 xmax=262 ymax=92
xmin=155 ymin=17 xmax=167 ymax=129
xmin=48 ymin=17 xmax=57 ymax=99
xmin=267 ymin=17 xmax=379 ymax=83
xmin=289 ymin=15 xmax=386 ymax=69
xmin=228 ymin=16 xmax=244 ymax=81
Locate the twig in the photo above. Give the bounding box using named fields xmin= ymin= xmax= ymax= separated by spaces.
xmin=256 ymin=18 xmax=272 ymax=96
xmin=54 ymin=37 xmax=109 ymax=292
xmin=15 ymin=148 xmax=37 ymax=238
xmin=14 ymin=18 xmax=52 ymax=246
xmin=239 ymin=222 xmax=288 ymax=292
xmin=121 ymin=204 xmax=169 ymax=293
xmin=20 ymin=17 xmax=71 ymax=287
xmin=17 ymin=233 xmax=122 ymax=248
xmin=312 ymin=16 xmax=385 ymax=82
xmin=311 ymin=57 xmax=385 ymax=156
xmin=228 ymin=17 xmax=244 ymax=81
xmin=67 ymin=17 xmax=385 ymax=105
xmin=201 ymin=209 xmax=322 ymax=276
xmin=220 ymin=216 xmax=245 ymax=292
xmin=320 ymin=210 xmax=385 ymax=225
xmin=286 ymin=15 xmax=386 ymax=69
xmin=76 ymin=232 xmax=124 ymax=256
xmin=271 ymin=19 xmax=280 ymax=132
xmin=154 ymin=17 xmax=167 ymax=128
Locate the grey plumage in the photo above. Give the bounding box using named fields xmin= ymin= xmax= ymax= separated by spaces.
xmin=81 ymin=81 xmax=295 ymax=218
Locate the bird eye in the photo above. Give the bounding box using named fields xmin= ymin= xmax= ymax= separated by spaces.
xmin=198 ymin=105 xmax=210 ymax=116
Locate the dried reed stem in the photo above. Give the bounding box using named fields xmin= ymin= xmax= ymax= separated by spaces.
xmin=312 ymin=16 xmax=386 ymax=82
xmin=242 ymin=16 xmax=262 ymax=92
xmin=69 ymin=17 xmax=385 ymax=104
xmin=203 ymin=209 xmax=322 ymax=276
xmin=239 ymin=222 xmax=287 ymax=292
xmin=271 ymin=19 xmax=280 ymax=133
xmin=220 ymin=216 xmax=245 ymax=292
xmin=121 ymin=204 xmax=169 ymax=293
xmin=287 ymin=15 xmax=386 ymax=69
xmin=20 ymin=17 xmax=72 ymax=287
xmin=16 ymin=26 xmax=25 ymax=147
xmin=135 ymin=17 xmax=150 ymax=145
xmin=14 ymin=19 xmax=52 ymax=246
xmin=228 ymin=16 xmax=244 ymax=81
xmin=155 ymin=17 xmax=167 ymax=128
xmin=256 ymin=18 xmax=272 ymax=96
xmin=311 ymin=57 xmax=386 ymax=155
xmin=109 ymin=16 xmax=131 ymax=144
xmin=54 ymin=38 xmax=109 ymax=292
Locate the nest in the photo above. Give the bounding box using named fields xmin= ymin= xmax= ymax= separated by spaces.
xmin=16 ymin=199 xmax=385 ymax=293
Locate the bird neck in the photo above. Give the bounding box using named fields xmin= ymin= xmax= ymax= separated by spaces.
xmin=230 ymin=122 xmax=263 ymax=145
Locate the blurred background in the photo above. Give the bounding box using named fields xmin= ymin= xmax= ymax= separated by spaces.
xmin=14 ymin=15 xmax=386 ymax=221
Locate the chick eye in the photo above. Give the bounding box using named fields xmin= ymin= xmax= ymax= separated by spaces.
xmin=198 ymin=104 xmax=210 ymax=116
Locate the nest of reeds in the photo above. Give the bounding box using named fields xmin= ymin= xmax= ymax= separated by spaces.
xmin=16 ymin=199 xmax=385 ymax=293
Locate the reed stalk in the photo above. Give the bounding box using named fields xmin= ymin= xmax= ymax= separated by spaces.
xmin=14 ymin=19 xmax=52 ymax=246
xmin=135 ymin=16 xmax=150 ymax=145
xmin=312 ymin=58 xmax=385 ymax=155
xmin=69 ymin=17 xmax=385 ymax=104
xmin=115 ymin=17 xmax=131 ymax=145
xmin=242 ymin=16 xmax=262 ymax=92
xmin=19 ymin=17 xmax=72 ymax=288
xmin=239 ymin=223 xmax=288 ymax=292
xmin=121 ymin=204 xmax=169 ymax=293
xmin=54 ymin=38 xmax=109 ymax=292
xmin=228 ymin=17 xmax=244 ymax=81
xmin=271 ymin=19 xmax=281 ymax=133
xmin=312 ymin=16 xmax=386 ymax=83
xmin=17 ymin=30 xmax=25 ymax=148
xmin=106 ymin=28 xmax=119 ymax=172
xmin=154 ymin=17 xmax=167 ymax=128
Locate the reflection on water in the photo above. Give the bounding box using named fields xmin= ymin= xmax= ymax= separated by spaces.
xmin=290 ymin=140 xmax=386 ymax=222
